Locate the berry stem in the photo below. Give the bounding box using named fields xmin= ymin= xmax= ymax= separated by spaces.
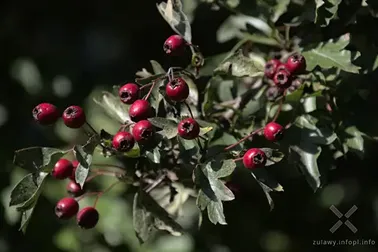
xmin=144 ymin=81 xmax=156 ymax=100
xmin=184 ymin=101 xmax=194 ymax=119
xmin=91 ymin=163 xmax=125 ymax=171
xmin=119 ymin=122 xmax=133 ymax=132
xmin=140 ymin=83 xmax=153 ymax=91
xmin=85 ymin=174 xmax=100 ymax=182
xmin=233 ymin=157 xmax=243 ymax=162
xmin=85 ymin=122 xmax=98 ymax=135
xmin=77 ymin=192 xmax=100 ymax=201
xmin=224 ymin=127 xmax=264 ymax=151
xmin=91 ymin=169 xmax=124 ymax=177
xmin=144 ymin=174 xmax=166 ymax=193
xmin=272 ymin=89 xmax=287 ymax=122
xmin=93 ymin=181 xmax=120 ymax=207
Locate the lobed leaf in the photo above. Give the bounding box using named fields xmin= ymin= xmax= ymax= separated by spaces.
xmin=148 ymin=117 xmax=178 ymax=139
xmin=93 ymin=91 xmax=130 ymax=124
xmin=314 ymin=0 xmax=342 ymax=27
xmin=260 ymin=148 xmax=285 ymax=166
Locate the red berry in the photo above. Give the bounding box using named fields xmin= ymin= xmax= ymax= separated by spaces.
xmin=112 ymin=131 xmax=135 ymax=152
xmin=273 ymin=70 xmax=292 ymax=89
xmin=177 ymin=118 xmax=200 ymax=140
xmin=119 ymin=83 xmax=140 ymax=104
xmin=285 ymin=53 xmax=306 ymax=74
xmin=132 ymin=120 xmax=155 ymax=143
xmin=66 ymin=180 xmax=84 ymax=197
xmin=77 ymin=207 xmax=99 ymax=229
xmin=264 ymin=122 xmax=284 ymax=142
xmin=69 ymin=160 xmax=79 ymax=181
xmin=55 ymin=197 xmax=79 ymax=219
xmin=276 ymin=64 xmax=289 ymax=73
xmin=62 ymin=105 xmax=86 ymax=128
xmin=165 ymin=77 xmax=190 ymax=102
xmin=243 ymin=148 xmax=267 ymax=169
xmin=264 ymin=59 xmax=282 ymax=79
xmin=32 ymin=103 xmax=60 ymax=125
xmin=129 ymin=100 xmax=152 ymax=122
xmin=163 ymin=35 xmax=186 ymax=56
xmin=52 ymin=159 xmax=74 ymax=180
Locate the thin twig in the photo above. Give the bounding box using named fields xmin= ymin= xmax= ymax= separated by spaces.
xmin=93 ymin=181 xmax=121 ymax=207
xmin=272 ymin=89 xmax=287 ymax=122
xmin=224 ymin=127 xmax=264 ymax=151
xmin=184 ymin=101 xmax=195 ymax=118
xmin=144 ymin=174 xmax=166 ymax=193
xmin=144 ymin=81 xmax=156 ymax=100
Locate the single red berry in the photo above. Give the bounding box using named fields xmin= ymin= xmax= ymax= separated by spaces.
xmin=77 ymin=207 xmax=99 ymax=229
xmin=165 ymin=77 xmax=190 ymax=102
xmin=62 ymin=105 xmax=86 ymax=128
xmin=119 ymin=83 xmax=140 ymax=104
xmin=285 ymin=53 xmax=306 ymax=74
xmin=52 ymin=159 xmax=74 ymax=180
xmin=55 ymin=197 xmax=79 ymax=219
xmin=66 ymin=180 xmax=84 ymax=197
xmin=32 ymin=103 xmax=60 ymax=125
xmin=129 ymin=100 xmax=152 ymax=122
xmin=177 ymin=118 xmax=200 ymax=140
xmin=243 ymin=148 xmax=267 ymax=170
xmin=69 ymin=160 xmax=79 ymax=181
xmin=163 ymin=35 xmax=186 ymax=55
xmin=276 ymin=64 xmax=289 ymax=73
xmin=273 ymin=70 xmax=292 ymax=89
xmin=132 ymin=120 xmax=155 ymax=143
xmin=264 ymin=59 xmax=282 ymax=79
xmin=112 ymin=131 xmax=135 ymax=152
xmin=264 ymin=122 xmax=284 ymax=142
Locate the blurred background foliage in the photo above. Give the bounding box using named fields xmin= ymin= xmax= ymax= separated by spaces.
xmin=1 ymin=0 xmax=378 ymax=252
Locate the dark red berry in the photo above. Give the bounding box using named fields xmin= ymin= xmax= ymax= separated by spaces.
xmin=119 ymin=83 xmax=140 ymax=104
xmin=177 ymin=118 xmax=200 ymax=140
xmin=163 ymin=35 xmax=186 ymax=55
xmin=69 ymin=160 xmax=79 ymax=181
xmin=66 ymin=180 xmax=84 ymax=197
xmin=132 ymin=120 xmax=155 ymax=143
xmin=264 ymin=122 xmax=284 ymax=142
xmin=32 ymin=103 xmax=60 ymax=125
xmin=166 ymin=77 xmax=190 ymax=102
xmin=243 ymin=148 xmax=267 ymax=169
xmin=273 ymin=70 xmax=292 ymax=89
xmin=129 ymin=99 xmax=152 ymax=122
xmin=62 ymin=105 xmax=86 ymax=128
xmin=52 ymin=159 xmax=74 ymax=180
xmin=288 ymin=78 xmax=303 ymax=92
xmin=112 ymin=131 xmax=135 ymax=152
xmin=55 ymin=197 xmax=79 ymax=219
xmin=285 ymin=53 xmax=306 ymax=74
xmin=264 ymin=59 xmax=282 ymax=79
xmin=77 ymin=207 xmax=99 ymax=229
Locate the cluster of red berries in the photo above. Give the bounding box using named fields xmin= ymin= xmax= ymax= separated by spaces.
xmin=52 ymin=158 xmax=99 ymax=229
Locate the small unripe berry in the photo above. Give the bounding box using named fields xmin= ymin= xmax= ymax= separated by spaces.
xmin=52 ymin=159 xmax=74 ymax=180
xmin=77 ymin=207 xmax=99 ymax=229
xmin=119 ymin=83 xmax=140 ymax=104
xmin=62 ymin=105 xmax=86 ymax=128
xmin=166 ymin=77 xmax=190 ymax=102
xmin=132 ymin=120 xmax=155 ymax=143
xmin=288 ymin=78 xmax=303 ymax=92
xmin=264 ymin=122 xmax=284 ymax=142
xmin=273 ymin=70 xmax=292 ymax=89
xmin=69 ymin=160 xmax=79 ymax=181
xmin=266 ymin=86 xmax=284 ymax=102
xmin=243 ymin=148 xmax=267 ymax=169
xmin=264 ymin=59 xmax=282 ymax=79
xmin=66 ymin=180 xmax=84 ymax=197
xmin=112 ymin=131 xmax=135 ymax=152
xmin=55 ymin=197 xmax=79 ymax=219
xmin=129 ymin=100 xmax=152 ymax=122
xmin=32 ymin=103 xmax=60 ymax=125
xmin=177 ymin=118 xmax=200 ymax=140
xmin=163 ymin=35 xmax=186 ymax=55
xmin=285 ymin=53 xmax=306 ymax=74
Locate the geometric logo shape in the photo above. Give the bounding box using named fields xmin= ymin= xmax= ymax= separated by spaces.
xmin=329 ymin=205 xmax=358 ymax=233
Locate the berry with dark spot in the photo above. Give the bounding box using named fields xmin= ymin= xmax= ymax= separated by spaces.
xmin=62 ymin=105 xmax=86 ymax=128
xmin=166 ymin=77 xmax=189 ymax=102
xmin=32 ymin=103 xmax=60 ymax=125
xmin=52 ymin=159 xmax=74 ymax=180
xmin=132 ymin=120 xmax=155 ymax=143
xmin=177 ymin=118 xmax=200 ymax=140
xmin=129 ymin=100 xmax=152 ymax=122
xmin=243 ymin=148 xmax=267 ymax=169
xmin=112 ymin=131 xmax=135 ymax=152
xmin=119 ymin=83 xmax=140 ymax=104
xmin=66 ymin=180 xmax=84 ymax=197
xmin=55 ymin=197 xmax=79 ymax=219
xmin=77 ymin=207 xmax=99 ymax=229
xmin=264 ymin=59 xmax=282 ymax=79
xmin=163 ymin=35 xmax=186 ymax=55
xmin=273 ymin=70 xmax=292 ymax=89
xmin=264 ymin=122 xmax=284 ymax=142
xmin=285 ymin=53 xmax=306 ymax=74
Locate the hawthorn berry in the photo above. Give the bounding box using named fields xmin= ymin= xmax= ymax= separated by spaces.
xmin=32 ymin=103 xmax=60 ymax=125
xmin=119 ymin=83 xmax=140 ymax=104
xmin=163 ymin=35 xmax=186 ymax=55
xmin=66 ymin=180 xmax=84 ymax=197
xmin=273 ymin=70 xmax=292 ymax=89
xmin=132 ymin=120 xmax=155 ymax=143
xmin=62 ymin=105 xmax=86 ymax=128
xmin=112 ymin=131 xmax=135 ymax=152
xmin=177 ymin=118 xmax=200 ymax=140
xmin=264 ymin=59 xmax=282 ymax=79
xmin=166 ymin=77 xmax=190 ymax=102
xmin=69 ymin=160 xmax=79 ymax=181
xmin=129 ymin=99 xmax=152 ymax=122
xmin=55 ymin=197 xmax=79 ymax=219
xmin=285 ymin=53 xmax=306 ymax=74
xmin=77 ymin=207 xmax=99 ymax=229
xmin=264 ymin=122 xmax=284 ymax=142
xmin=243 ymin=148 xmax=267 ymax=170
xmin=52 ymin=159 xmax=74 ymax=180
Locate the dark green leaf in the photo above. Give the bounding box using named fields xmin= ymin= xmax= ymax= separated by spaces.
xmin=19 ymin=207 xmax=36 ymax=233
xmin=145 ymin=147 xmax=161 ymax=164
xmin=135 ymin=73 xmax=166 ymax=85
xmin=344 ymin=126 xmax=364 ymax=157
xmin=150 ymin=60 xmax=166 ymax=74
xmin=148 ymin=117 xmax=178 ymax=139
xmin=295 ymin=115 xmax=337 ymax=145
xmin=260 ymin=148 xmax=285 ymax=166
xmin=133 ymin=193 xmax=155 ymax=243
xmin=198 ymin=53 xmax=229 ymax=76
xmin=271 ymin=0 xmax=290 ymax=22
xmin=93 ymin=91 xmax=130 ymax=124
xmin=315 ymin=0 xmax=342 ymax=27
xmin=251 ymin=169 xmax=284 ymax=192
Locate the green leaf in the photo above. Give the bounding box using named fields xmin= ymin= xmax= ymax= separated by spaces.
xmin=302 ymin=37 xmax=361 ymax=73
xmin=150 ymin=60 xmax=166 ymax=74
xmin=93 ymin=91 xmax=130 ymax=124
xmin=20 ymin=207 xmax=36 ymax=233
xmin=135 ymin=73 xmax=166 ymax=85
xmin=133 ymin=193 xmax=155 ymax=243
xmin=271 ymin=0 xmax=291 ymax=22
xmin=315 ymin=0 xmax=342 ymax=27
xmin=145 ymin=148 xmax=161 ymax=164
xmin=124 ymin=143 xmax=141 ymax=158
xmin=214 ymin=50 xmax=264 ymax=78
xmin=295 ymin=115 xmax=337 ymax=145
xmin=198 ymin=53 xmax=229 ymax=77
xmin=344 ymin=126 xmax=364 ymax=157
xmin=260 ymin=148 xmax=285 ymax=166
xmin=148 ymin=117 xmax=178 ymax=139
